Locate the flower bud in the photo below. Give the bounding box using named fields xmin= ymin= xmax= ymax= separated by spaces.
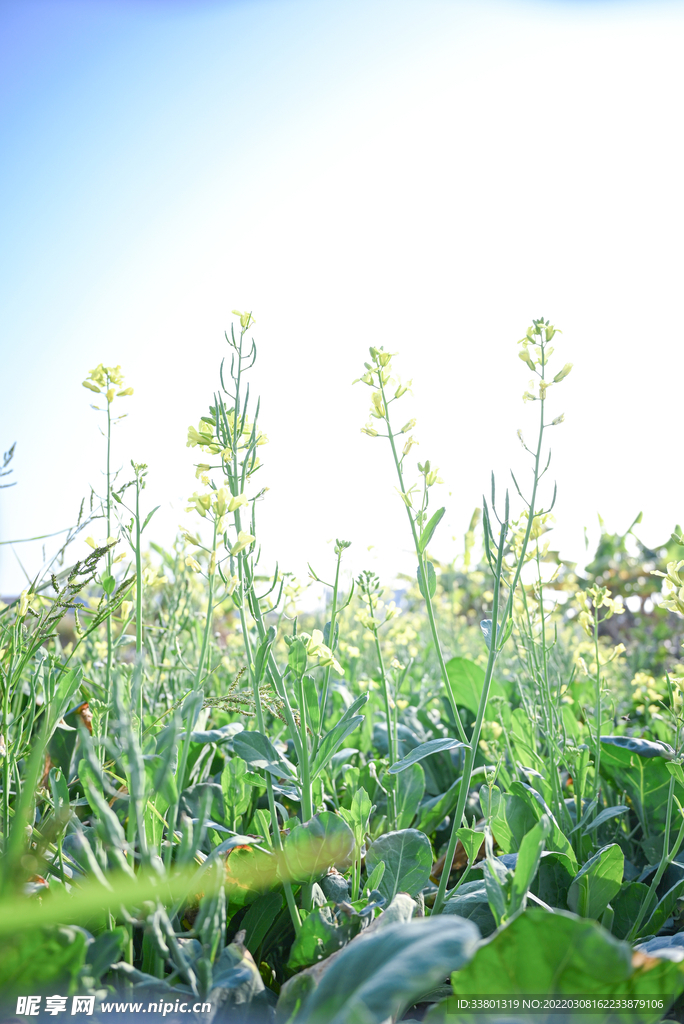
xmin=400 ymin=418 xmax=416 ymax=433
xmin=82 ymin=381 xmax=101 ymax=393
xmin=106 ymin=388 xmax=115 ymax=403
xmin=518 ymin=347 xmax=535 ymax=370
xmin=185 ymin=556 xmax=202 ymax=573
xmin=117 ymin=388 xmax=134 ymax=397
xmin=553 ymin=362 xmax=573 ymax=383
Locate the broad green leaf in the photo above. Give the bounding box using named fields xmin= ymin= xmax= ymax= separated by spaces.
xmin=443 ymin=881 xmax=496 ymax=937
xmin=417 ymin=560 xmax=436 ymax=600
xmin=567 ymin=843 xmax=624 ymax=919
xmin=418 ymin=506 xmax=446 ymax=553
xmin=287 ymin=906 xmax=361 ymax=971
xmin=450 ymin=908 xmax=684 ymax=1020
xmin=509 ymin=815 xmax=551 ymax=916
xmin=233 ymin=730 xmax=297 ymax=780
xmin=289 ymin=915 xmax=480 ymax=1024
xmin=365 ymin=828 xmax=432 ymax=902
xmin=531 ymin=851 xmax=576 ymax=910
xmin=478 ymin=784 xmax=540 ymax=855
xmin=396 ymin=763 xmax=425 ymax=829
xmin=507 ymin=781 xmax=576 ymax=867
xmin=600 ymin=738 xmax=683 ymax=853
xmin=444 ymin=657 xmax=506 ymax=717
xmin=0 ymin=926 xmax=88 ymax=993
xmin=241 ymin=892 xmax=285 ymax=956
xmin=611 ymin=881 xmax=650 ymax=940
xmin=388 ymin=737 xmax=465 ymax=774
xmin=283 ymin=812 xmax=355 ymax=883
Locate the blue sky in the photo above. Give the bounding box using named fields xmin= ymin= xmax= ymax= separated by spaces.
xmin=2 ymin=0 xmax=683 ymax=598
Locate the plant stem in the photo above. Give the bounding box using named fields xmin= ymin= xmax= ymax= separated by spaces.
xmin=194 ymin=519 xmax=218 ymax=690
xmin=378 ymin=380 xmax=468 ymax=747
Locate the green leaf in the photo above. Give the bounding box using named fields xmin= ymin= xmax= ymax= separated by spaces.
xmin=233 ymin=730 xmax=297 ymax=781
xmin=253 ymin=626 xmax=276 ymax=687
xmin=643 ymin=877 xmax=684 ymax=938
xmin=221 ymin=756 xmax=252 ymax=830
xmin=101 ymin=574 xmax=116 ymax=595
xmin=600 ymin=738 xmax=683 ymax=856
xmin=509 ymin=814 xmax=551 ymax=916
xmin=141 ymin=505 xmax=160 ymax=533
xmin=241 ymin=892 xmax=285 ymax=956
xmin=444 ymin=657 xmax=506 ymax=717
xmin=365 ymin=860 xmax=385 ymax=894
xmin=287 ymin=906 xmax=361 ymax=971
xmin=611 ymin=881 xmax=650 ymax=940
xmin=418 ymin=507 xmax=446 ymax=554
xmin=667 ymin=761 xmax=684 ymax=788
xmin=567 ymin=844 xmax=624 ymax=919
xmin=303 ymin=674 xmax=321 ymax=735
xmin=388 ymin=737 xmax=465 ymax=774
xmin=288 ymin=637 xmax=309 ymax=677
xmin=396 ymin=763 xmax=425 ymax=830
xmin=443 ymin=881 xmax=497 ymax=937
xmin=455 ymin=827 xmax=484 ymax=866
xmin=86 ymin=928 xmax=128 ymax=980
xmin=365 ymin=828 xmax=432 ymax=902
xmin=417 ymin=560 xmax=436 ymax=600
xmin=311 ymin=693 xmax=368 ymax=780
xmin=0 ymin=926 xmax=89 ymax=993
xmin=450 ymin=908 xmax=684 ymax=1018
xmin=415 ymin=775 xmax=463 ymax=835
xmin=283 ymin=812 xmax=355 ymax=884
xmin=288 ymin=915 xmax=480 ymax=1024
xmin=478 ymin=784 xmax=539 ymax=855
xmin=581 ymin=805 xmax=629 ymax=835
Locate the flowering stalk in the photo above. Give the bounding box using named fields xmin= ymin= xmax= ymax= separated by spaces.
xmin=358 ymin=570 xmax=398 ymax=830
xmin=81 ymin=364 xmax=134 ymax=751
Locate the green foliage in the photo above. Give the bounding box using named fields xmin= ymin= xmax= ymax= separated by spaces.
xmin=3 ymin=313 xmax=684 ymax=1020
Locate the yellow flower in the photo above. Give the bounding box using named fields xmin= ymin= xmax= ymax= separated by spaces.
xmin=185 ymin=556 xmax=202 ymax=573
xmin=82 ymin=380 xmax=101 ymax=393
xmin=186 ymin=491 xmax=213 ymax=518
xmin=370 ymin=392 xmax=386 ymax=419
xmin=232 ymin=310 xmax=254 ymax=330
xmin=231 ymin=531 xmax=255 ymax=556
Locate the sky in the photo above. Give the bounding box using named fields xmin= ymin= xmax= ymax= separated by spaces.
xmin=1 ymin=0 xmax=683 ymax=602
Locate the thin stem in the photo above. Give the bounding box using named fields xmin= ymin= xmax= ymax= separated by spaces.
xmin=379 ymin=380 xmax=468 ymax=747
xmin=194 ymin=519 xmax=218 ymax=690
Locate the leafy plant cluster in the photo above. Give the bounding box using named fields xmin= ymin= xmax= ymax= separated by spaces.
xmin=2 ymin=317 xmax=684 ymax=1024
